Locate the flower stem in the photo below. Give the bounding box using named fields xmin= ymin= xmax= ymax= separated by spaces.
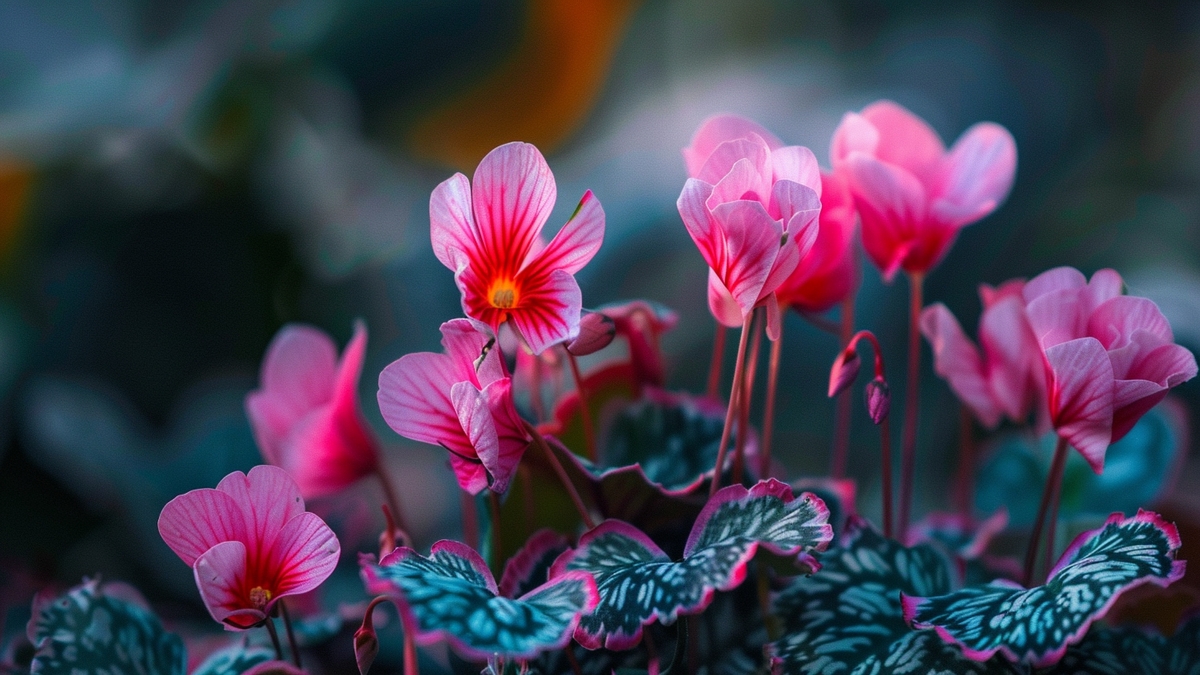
xmin=279 ymin=600 xmax=302 ymax=668
xmin=899 ymin=271 xmax=924 ymax=539
xmin=1041 ymin=460 xmax=1067 ymax=584
xmin=953 ymin=406 xmax=976 ymax=516
xmin=1023 ymin=436 xmax=1068 ymax=586
xmin=733 ymin=311 xmax=764 ymax=484
xmin=524 ymin=422 xmax=596 ymax=529
xmin=831 ymin=294 xmax=856 ymax=478
xmin=404 ymin=630 xmax=419 ymax=675
xmin=264 ymin=615 xmax=284 ymax=662
xmin=760 ymin=326 xmax=783 ymax=478
xmin=460 ymin=489 xmax=479 ymax=550
xmin=565 ymin=350 xmax=597 ymax=462
xmin=375 ymin=459 xmax=410 ymax=535
xmin=488 ymin=490 xmax=503 ymax=571
xmin=880 ymin=417 xmax=893 ymax=539
xmin=710 ymin=316 xmax=752 ymax=497
xmin=707 ymin=324 xmax=727 ymax=399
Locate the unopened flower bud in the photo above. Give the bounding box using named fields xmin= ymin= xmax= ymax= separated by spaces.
xmin=566 ymin=311 xmax=616 ymax=356
xmin=828 ymin=349 xmax=861 ymax=398
xmin=354 ymin=622 xmax=379 ymax=675
xmin=865 ymin=376 xmax=890 ymax=424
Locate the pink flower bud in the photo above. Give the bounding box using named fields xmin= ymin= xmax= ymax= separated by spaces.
xmin=865 ymin=376 xmax=890 ymax=424
xmin=354 ymin=622 xmax=379 ymax=675
xmin=566 ymin=311 xmax=616 ymax=356
xmin=828 ymin=349 xmax=861 ymax=398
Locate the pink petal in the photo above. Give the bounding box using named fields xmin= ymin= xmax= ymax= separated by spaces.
xmin=979 ymin=278 xmax=1025 ymax=308
xmin=521 ymin=190 xmax=604 ymax=277
xmin=1086 ymin=296 xmax=1174 ymax=350
xmin=440 ymin=318 xmax=501 ymax=386
xmin=1022 ymin=266 xmax=1086 ymax=303
xmin=217 ymin=466 xmax=307 ymax=553
xmin=1045 ymin=338 xmax=1115 ymax=472
xmin=770 ymin=145 xmax=822 ymax=195
xmin=430 ymin=172 xmax=478 ymax=272
xmin=247 ymin=325 xmax=338 ymax=464
xmin=448 ymin=453 xmax=489 ymax=495
xmin=678 ymin=179 xmax=722 ymax=266
xmin=482 ymin=379 xmax=530 ymax=493
xmin=471 ymin=142 xmax=557 ymax=275
xmin=378 ymin=352 xmax=476 ymax=460
xmin=450 ymin=381 xmax=501 ymax=494
xmin=829 ymin=112 xmax=879 ymax=167
xmin=920 ymin=303 xmax=1000 ymax=428
xmin=860 ymin=100 xmax=946 ymax=184
xmin=510 ymin=268 xmax=582 ymax=355
xmin=930 ymin=122 xmax=1016 ymax=227
xmin=769 ymin=179 xmax=822 ymax=231
xmin=1082 ymin=268 xmax=1124 ymax=313
xmin=1112 ymin=343 xmax=1197 ymax=441
xmin=843 ymin=155 xmax=928 ymax=280
xmin=709 ymin=200 xmax=784 ymax=317
xmin=764 ymin=293 xmax=783 ymax=341
xmin=979 ymin=296 xmax=1040 ymax=422
xmin=707 ymin=270 xmax=744 ymax=328
xmin=566 ymin=310 xmax=616 ymax=356
xmin=683 ymin=114 xmax=783 ymax=177
xmin=709 ymin=157 xmax=771 ymax=209
xmin=270 ymin=512 xmax=341 ymax=598
xmin=158 ymin=488 xmax=247 ymax=567
xmin=760 ymin=208 xmax=819 ymax=306
xmin=193 ymin=540 xmax=263 ymax=629
xmin=1024 ymin=288 xmax=1085 ymax=350
xmin=280 ymin=405 xmax=377 ymax=498
xmin=695 ymin=136 xmax=772 ymax=188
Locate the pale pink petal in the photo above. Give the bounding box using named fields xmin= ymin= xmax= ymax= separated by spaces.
xmin=193 ymin=540 xmax=263 ymax=630
xmin=764 ymin=293 xmax=783 ymax=341
xmin=979 ymin=296 xmax=1039 ymax=422
xmin=677 ymin=178 xmax=721 ymax=266
xmin=217 ymin=466 xmax=306 ymax=553
xmin=247 ymin=325 xmax=338 ymax=463
xmin=270 ymin=512 xmax=341 ymax=598
xmin=439 ymin=318 xmax=501 ymax=387
xmin=245 ymin=395 xmax=291 ymax=467
xmin=770 ymin=146 xmax=822 ymax=195
xmin=920 ymin=303 xmax=1000 ymax=428
xmin=1045 ymin=338 xmax=1114 ymax=472
xmin=378 ymin=352 xmax=476 ymax=460
xmin=471 ymin=142 xmax=557 ymax=274
xmin=1087 ymin=296 xmax=1174 ymax=350
xmin=510 ymin=269 xmax=582 ymax=355
xmin=709 ymin=157 xmax=771 ymax=209
xmin=829 ymin=112 xmax=879 ymax=167
xmin=448 ymin=454 xmax=489 ymax=495
xmin=930 ymin=122 xmax=1016 ymax=227
xmin=430 ymin=172 xmax=479 ymax=271
xmin=451 ymin=381 xmax=501 ymax=494
xmin=482 ymin=379 xmax=530 ymax=493
xmin=1024 ymin=288 xmax=1085 ymax=350
xmin=759 ymin=210 xmax=818 ymax=305
xmin=769 ymin=179 xmax=822 ymax=231
xmin=1022 ymin=266 xmax=1087 ymax=303
xmin=709 ymin=200 xmax=783 ymax=317
xmin=695 ymin=135 xmax=772 ymax=188
xmin=683 ymin=114 xmax=782 ymax=177
xmin=860 ymin=100 xmax=946 ymax=183
xmin=979 ymin=279 xmax=1025 ymax=307
xmin=1127 ymin=342 xmax=1199 ymax=388
xmin=158 ymin=488 xmax=246 ymax=566
xmin=707 ymin=270 xmax=744 ymax=328
xmin=843 ymin=155 xmax=927 ymax=280
xmin=1082 ymin=268 xmax=1124 ymax=313
xmin=521 ymin=190 xmax=605 ymax=277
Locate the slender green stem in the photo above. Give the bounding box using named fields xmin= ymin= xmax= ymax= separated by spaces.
xmin=707 ymin=324 xmax=727 ymax=399
xmin=760 ymin=326 xmax=783 ymax=478
xmin=565 ymin=350 xmax=597 ymax=462
xmin=525 ymin=422 xmax=596 ymax=529
xmin=710 ymin=316 xmax=752 ymax=497
xmin=279 ymin=601 xmax=302 ymax=668
xmin=1023 ymin=436 xmax=1069 ymax=586
xmin=899 ymin=272 xmax=924 ymax=539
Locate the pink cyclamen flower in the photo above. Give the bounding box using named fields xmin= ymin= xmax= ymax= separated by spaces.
xmin=1022 ymin=267 xmax=1197 ymax=471
xmin=921 ymin=279 xmax=1045 ymax=429
xmin=678 ymin=114 xmax=822 ymax=340
xmin=157 ymin=465 xmax=341 ymax=630
xmin=831 ymin=100 xmax=1017 ymax=280
xmin=775 ymin=169 xmax=859 ymax=314
xmin=377 ymin=319 xmax=529 ymax=494
xmin=245 ymin=321 xmax=379 ymax=499
xmin=430 ymin=142 xmax=605 ymax=355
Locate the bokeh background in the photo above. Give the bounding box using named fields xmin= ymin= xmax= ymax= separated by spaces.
xmin=3 ymin=0 xmax=1200 ymax=670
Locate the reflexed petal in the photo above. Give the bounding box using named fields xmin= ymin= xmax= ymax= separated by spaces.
xmin=696 ymin=135 xmax=772 ymax=187
xmin=1112 ymin=343 xmax=1198 ymax=441
xmin=709 ymin=200 xmax=783 ymax=316
xmin=281 ymin=405 xmax=377 ymax=498
xmin=769 ymin=179 xmax=822 ymax=232
xmin=216 ymin=466 xmax=307 ymax=552
xmin=921 ymin=303 xmax=999 ymax=428
xmin=510 ymin=269 xmax=582 ymax=355
xmin=451 ymin=381 xmax=501 ymax=494
xmin=1087 ymin=296 xmax=1174 ymax=350
xmin=439 ymin=318 xmax=501 ymax=387
xmin=430 ymin=172 xmax=479 ymax=271
xmin=158 ymin=488 xmax=246 ymax=567
xmin=378 ymin=352 xmax=475 ymax=458
xmin=829 ymin=112 xmax=879 ymax=167
xmin=448 ymin=454 xmax=489 ymax=495
xmin=1025 ymin=288 xmax=1085 ymax=349
xmin=471 ymin=142 xmax=557 ymax=275
xmin=1046 ymin=338 xmax=1115 ymax=472
xmin=193 ymin=540 xmax=262 ymax=629
xmin=271 ymin=512 xmax=341 ymax=597
xmin=482 ymin=379 xmax=529 ymax=493
xmin=683 ymin=114 xmax=782 ymax=177
xmin=522 ymin=190 xmax=604 ymax=277
xmin=677 ymin=179 xmax=721 ymax=265
xmin=1022 ymin=266 xmax=1087 ymax=303
xmin=930 ymin=122 xmax=1016 ymax=227
xmin=770 ymin=145 xmax=822 ymax=195
xmin=247 ymin=325 xmax=338 ymax=464
xmin=979 ymin=296 xmax=1039 ymax=422
xmin=707 ymin=271 xmax=744 ymax=328
xmin=860 ymin=100 xmax=946 ymax=183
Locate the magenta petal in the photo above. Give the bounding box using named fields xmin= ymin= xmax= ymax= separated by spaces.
xmin=1022 ymin=266 xmax=1087 ymax=302
xmin=678 ymin=179 xmax=721 ymax=266
xmin=280 ymin=405 xmax=376 ymax=498
xmin=707 ymin=270 xmax=744 ymax=328
xmin=979 ymin=296 xmax=1039 ymax=422
xmin=451 ymin=381 xmax=502 ymax=492
xmin=482 ymin=379 xmax=529 ymax=493
xmin=193 ymin=540 xmax=260 ymax=629
xmin=1087 ymin=296 xmax=1174 ymax=350
xmin=510 ymin=268 xmax=582 ymax=355
xmin=523 ymin=190 xmax=605 ymax=277
xmin=430 ymin=172 xmax=478 ymax=272
xmin=930 ymin=122 xmax=1016 ymax=227
xmin=845 ymin=155 xmax=928 ymax=279
xmin=378 ymin=351 xmax=469 ymax=452
xmin=860 ymin=100 xmax=946 ymax=183
xmin=1045 ymin=338 xmax=1115 ymax=472
xmin=683 ymin=114 xmax=783 ymax=177
xmin=247 ymin=325 xmax=339 ymax=464
xmin=770 ymin=146 xmax=821 ymax=195
xmin=920 ymin=303 xmax=1000 ymax=428
xmin=216 ymin=466 xmax=306 ymax=550
xmin=709 ymin=158 xmax=770 ymax=209
xmin=448 ymin=454 xmax=489 ymax=495
xmin=158 ymin=488 xmax=246 ymax=567
xmin=440 ymin=318 xmax=501 ymax=387
xmin=829 ymin=112 xmax=879 ymax=167
xmin=471 ymin=142 xmax=557 ymax=269
xmin=271 ymin=512 xmax=341 ymax=598
xmin=709 ymin=199 xmax=783 ymax=316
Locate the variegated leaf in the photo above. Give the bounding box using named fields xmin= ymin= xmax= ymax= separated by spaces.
xmin=552 ymin=479 xmax=831 ymax=650
xmin=191 ymin=641 xmax=276 ymax=675
xmin=905 ymin=510 xmax=1185 ymax=667
xmin=1048 ymin=613 xmax=1200 ymax=674
xmin=361 ymin=540 xmax=598 ymax=660
xmin=29 ymin=579 xmax=185 ymax=675
xmin=498 ymin=529 xmax=571 ymax=599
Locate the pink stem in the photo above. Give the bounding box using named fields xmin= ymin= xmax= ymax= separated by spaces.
xmin=760 ymin=327 xmax=783 ymax=478
xmin=1041 ymin=459 xmax=1067 ymax=584
xmin=953 ymin=406 xmax=977 ymax=516
xmin=404 ymin=630 xmax=419 ymax=675
xmin=880 ymin=417 xmax=893 ymax=539
xmin=710 ymin=316 xmax=752 ymax=497
xmin=524 ymin=422 xmax=596 ymax=529
xmin=459 ymin=489 xmax=479 ymax=551
xmin=1023 ymin=436 xmax=1068 ymax=586
xmin=831 ymin=294 xmax=856 ymax=478
xmin=733 ymin=311 xmax=764 ymax=484
xmin=707 ymin=324 xmax=727 ymax=399
xmin=565 ymin=350 xmax=597 ymax=462
xmin=899 ymin=272 xmax=924 ymax=539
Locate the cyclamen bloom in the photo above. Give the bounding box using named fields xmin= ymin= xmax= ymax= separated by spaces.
xmin=774 ymin=170 xmax=858 ymax=314
xmin=921 ymin=279 xmax=1045 ymax=429
xmin=245 ymin=321 xmax=379 ymax=498
xmin=831 ymin=100 xmax=1017 ymax=280
xmin=158 ymin=466 xmax=340 ymax=630
xmin=430 ymin=142 xmax=605 ymax=355
xmin=378 ymin=319 xmax=529 ymax=494
xmin=1023 ymin=267 xmax=1197 ymax=471
xmin=678 ymin=114 xmax=822 ymax=339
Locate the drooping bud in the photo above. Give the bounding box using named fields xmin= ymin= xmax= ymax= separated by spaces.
xmin=828 ymin=348 xmax=861 ymax=398
xmin=566 ymin=311 xmax=616 ymax=356
xmin=354 ymin=597 xmax=386 ymax=675
xmin=865 ymin=376 xmax=890 ymax=424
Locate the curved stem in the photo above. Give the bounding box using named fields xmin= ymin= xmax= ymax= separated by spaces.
xmin=733 ymin=311 xmax=764 ymax=484
xmin=460 ymin=489 xmax=479 ymax=551
xmin=880 ymin=418 xmax=893 ymax=539
xmin=831 ymin=294 xmax=856 ymax=478
xmin=710 ymin=316 xmax=752 ymax=497
xmin=524 ymin=422 xmax=596 ymax=529
xmin=565 ymin=350 xmax=597 ymax=462
xmin=899 ymin=272 xmax=924 ymax=539
xmin=264 ymin=616 xmax=284 ymax=662
xmin=404 ymin=630 xmax=419 ymax=675
xmin=1040 ymin=459 xmax=1067 ymax=584
xmin=375 ymin=459 xmax=410 ymax=535
xmin=707 ymin=324 xmax=727 ymax=399
xmin=279 ymin=601 xmax=302 ymax=668
xmin=1023 ymin=436 xmax=1068 ymax=586
xmin=760 ymin=327 xmax=783 ymax=478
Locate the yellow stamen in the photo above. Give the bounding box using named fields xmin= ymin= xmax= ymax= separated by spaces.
xmin=249 ymin=586 xmax=272 ymax=609
xmin=489 ymin=280 xmax=519 ymax=309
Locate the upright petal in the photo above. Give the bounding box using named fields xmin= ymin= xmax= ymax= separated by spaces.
xmin=709 ymin=200 xmax=783 ymax=317
xmin=510 ymin=268 xmax=582 ymax=355
xmin=216 ymin=466 xmax=307 ymax=553
xmin=1045 ymin=338 xmax=1115 ymax=472
xmin=770 ymin=145 xmax=822 ymax=195
xmin=921 ymin=303 xmax=1000 ymax=428
xmin=930 ymin=122 xmax=1016 ymax=228
xmin=158 ymin=488 xmax=246 ymax=566
xmin=1025 ymin=288 xmax=1085 ymax=350
xmin=439 ymin=318 xmax=501 ymax=387
xmin=430 ymin=172 xmax=479 ymax=272
xmin=482 ymin=379 xmax=530 ymax=493
xmin=193 ymin=540 xmax=262 ymax=629
xmin=472 ymin=142 xmax=558 ymax=275
xmin=860 ymin=100 xmax=946 ymax=184
xmin=678 ymin=179 xmax=722 ymax=266
xmin=844 ymin=155 xmax=928 ymax=279
xmin=521 ymin=190 xmax=605 ymax=277
xmin=270 ymin=512 xmax=341 ymax=598
xmin=246 ymin=325 xmax=338 ymax=464
xmin=683 ymin=114 xmax=783 ymax=177
xmin=695 ymin=135 xmax=772 ymax=188
xmin=709 ymin=157 xmax=771 ymax=209
xmin=1022 ymin=266 xmax=1087 ymax=303
xmin=1087 ymin=296 xmax=1174 ymax=350
xmin=980 ymin=295 xmax=1039 ymax=422
xmin=829 ymin=112 xmax=879 ymax=167
xmin=282 ymin=405 xmax=377 ymax=498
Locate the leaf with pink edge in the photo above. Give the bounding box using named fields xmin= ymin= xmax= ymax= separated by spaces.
xmin=551 ymin=479 xmax=831 ymax=650
xmin=904 ymin=510 xmax=1185 ymax=667
xmin=1046 ymin=612 xmax=1200 ymax=675
xmin=29 ymin=579 xmax=185 ymax=675
xmin=361 ymin=541 xmax=598 ymax=660
xmin=190 ymin=641 xmax=277 ymax=675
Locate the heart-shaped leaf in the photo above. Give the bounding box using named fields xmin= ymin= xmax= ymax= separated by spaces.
xmin=552 ymin=479 xmax=831 ymax=650
xmin=361 ymin=540 xmax=598 ymax=660
xmin=191 ymin=641 xmax=276 ymax=675
xmin=498 ymin=529 xmax=571 ymax=599
xmin=904 ymin=510 xmax=1185 ymax=667
xmin=1047 ymin=613 xmax=1200 ymax=674
xmin=766 ymin=520 xmax=1017 ymax=674
xmin=907 ymin=510 xmax=1020 ymax=585
xmin=29 ymin=579 xmax=185 ymax=675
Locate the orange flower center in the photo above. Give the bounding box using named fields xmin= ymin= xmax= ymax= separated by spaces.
xmin=249 ymin=586 xmax=272 ymax=610
xmin=489 ymin=279 xmax=519 ymax=309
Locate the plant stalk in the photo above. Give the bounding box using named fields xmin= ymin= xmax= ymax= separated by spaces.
xmin=524 ymin=422 xmax=596 ymax=529
xmin=1023 ymin=436 xmax=1069 ymax=586
xmin=279 ymin=600 xmax=302 ymax=668
xmin=760 ymin=326 xmax=783 ymax=478
xmin=460 ymin=489 xmax=479 ymax=550
xmin=831 ymin=294 xmax=856 ymax=478
xmin=733 ymin=310 xmax=764 ymax=484
xmin=375 ymin=458 xmax=410 ymax=535
xmin=565 ymin=350 xmax=597 ymax=461
xmin=264 ymin=616 xmax=284 ymax=662
xmin=710 ymin=316 xmax=752 ymax=497
xmin=899 ymin=271 xmax=924 ymax=539
xmin=707 ymin=324 xmax=727 ymax=399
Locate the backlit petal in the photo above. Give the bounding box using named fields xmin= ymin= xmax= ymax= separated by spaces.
xmin=522 ymin=190 xmax=604 ymax=277
xmin=193 ymin=540 xmax=261 ymax=629
xmin=696 ymin=135 xmax=772 ymax=188
xmin=678 ymin=178 xmax=721 ymax=266
xmin=683 ymin=114 xmax=782 ymax=177
xmin=921 ymin=303 xmax=1000 ymax=428
xmin=216 ymin=466 xmax=306 ymax=554
xmin=708 ymin=199 xmax=782 ymax=317
xmin=707 ymin=270 xmax=744 ymax=328
xmin=378 ymin=351 xmax=475 ymax=458
xmin=271 ymin=512 xmax=341 ymax=598
xmin=1045 ymin=338 xmax=1114 ymax=472
xmin=471 ymin=142 xmax=557 ymax=276
xmin=770 ymin=145 xmax=822 ymax=195
xmin=829 ymin=112 xmax=879 ymax=168
xmin=430 ymin=172 xmax=479 ymax=271
xmin=930 ymin=122 xmax=1016 ymax=227
xmin=860 ymin=100 xmax=945 ymax=184
xmin=451 ymin=381 xmax=501 ymax=494
xmin=844 ymin=155 xmax=927 ymax=280
xmin=158 ymin=488 xmax=247 ymax=567
xmin=510 ymin=268 xmax=582 ymax=355
xmin=247 ymin=325 xmax=337 ymax=464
